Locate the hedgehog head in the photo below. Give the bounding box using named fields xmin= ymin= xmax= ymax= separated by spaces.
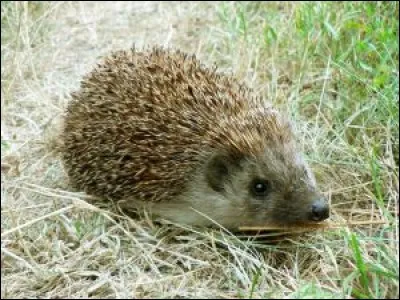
xmin=152 ymin=109 xmax=330 ymax=229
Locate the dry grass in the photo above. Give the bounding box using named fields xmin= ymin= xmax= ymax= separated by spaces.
xmin=1 ymin=1 xmax=398 ymax=298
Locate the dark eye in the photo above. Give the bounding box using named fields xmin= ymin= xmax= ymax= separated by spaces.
xmin=251 ymin=179 xmax=270 ymax=197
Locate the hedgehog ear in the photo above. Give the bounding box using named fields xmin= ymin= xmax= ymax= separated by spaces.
xmin=205 ymin=153 xmax=240 ymax=192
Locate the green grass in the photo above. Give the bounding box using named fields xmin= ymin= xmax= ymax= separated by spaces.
xmin=210 ymin=1 xmax=398 ymax=298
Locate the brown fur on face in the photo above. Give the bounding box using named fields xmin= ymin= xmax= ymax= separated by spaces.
xmin=62 ymin=46 xmax=329 ymax=229
xmin=144 ymin=138 xmax=326 ymax=229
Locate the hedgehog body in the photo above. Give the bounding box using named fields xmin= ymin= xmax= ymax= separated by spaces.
xmin=62 ymin=47 xmax=329 ymax=228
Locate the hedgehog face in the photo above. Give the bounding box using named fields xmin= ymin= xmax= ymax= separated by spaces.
xmin=195 ymin=146 xmax=330 ymax=228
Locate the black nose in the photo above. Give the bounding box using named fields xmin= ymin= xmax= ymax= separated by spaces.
xmin=310 ymin=199 xmax=330 ymax=222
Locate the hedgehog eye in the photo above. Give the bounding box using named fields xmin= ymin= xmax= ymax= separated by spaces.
xmin=250 ymin=179 xmax=270 ymax=198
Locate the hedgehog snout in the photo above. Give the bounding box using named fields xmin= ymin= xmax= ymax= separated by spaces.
xmin=308 ymin=197 xmax=330 ymax=222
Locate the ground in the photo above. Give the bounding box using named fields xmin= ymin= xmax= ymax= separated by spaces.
xmin=1 ymin=1 xmax=398 ymax=298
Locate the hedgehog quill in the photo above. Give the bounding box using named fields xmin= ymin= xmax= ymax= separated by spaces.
xmin=61 ymin=46 xmax=329 ymax=229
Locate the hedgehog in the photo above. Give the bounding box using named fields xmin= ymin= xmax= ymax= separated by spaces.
xmin=61 ymin=46 xmax=329 ymax=229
